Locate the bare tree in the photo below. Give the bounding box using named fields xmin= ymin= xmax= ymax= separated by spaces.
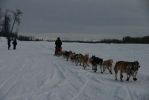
xmin=0 ymin=8 xmax=3 ymax=32
xmin=10 ymin=9 xmax=23 ymax=34
xmin=0 ymin=9 xmax=23 ymax=37
xmin=2 ymin=10 xmax=11 ymax=35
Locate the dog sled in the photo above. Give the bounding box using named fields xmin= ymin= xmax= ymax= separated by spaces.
xmin=55 ymin=47 xmax=62 ymax=56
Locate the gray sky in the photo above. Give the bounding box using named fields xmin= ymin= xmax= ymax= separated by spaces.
xmin=1 ymin=0 xmax=149 ymax=36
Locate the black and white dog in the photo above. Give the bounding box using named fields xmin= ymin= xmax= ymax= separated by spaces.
xmin=90 ymin=56 xmax=103 ymax=73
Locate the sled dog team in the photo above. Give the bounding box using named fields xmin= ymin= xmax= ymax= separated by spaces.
xmin=56 ymin=50 xmax=140 ymax=82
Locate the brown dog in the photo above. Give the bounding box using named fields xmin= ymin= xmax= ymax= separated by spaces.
xmin=82 ymin=54 xmax=89 ymax=69
xmin=70 ymin=52 xmax=76 ymax=62
xmin=62 ymin=51 xmax=72 ymax=61
xmin=102 ymin=59 xmax=113 ymax=74
xmin=74 ymin=53 xmax=84 ymax=66
xmin=114 ymin=61 xmax=140 ymax=81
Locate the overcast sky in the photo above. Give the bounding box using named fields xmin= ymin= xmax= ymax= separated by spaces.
xmin=1 ymin=0 xmax=149 ymax=36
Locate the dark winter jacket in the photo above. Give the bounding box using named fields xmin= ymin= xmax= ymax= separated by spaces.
xmin=12 ymin=39 xmax=17 ymax=45
xmin=7 ymin=38 xmax=11 ymax=46
xmin=55 ymin=38 xmax=62 ymax=48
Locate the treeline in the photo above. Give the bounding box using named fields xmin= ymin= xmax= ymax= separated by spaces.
xmin=17 ymin=35 xmax=43 ymax=41
xmin=100 ymin=39 xmax=122 ymax=43
xmin=0 ymin=32 xmax=43 ymax=41
xmin=56 ymin=36 xmax=149 ymax=44
xmin=47 ymin=36 xmax=149 ymax=44
xmin=122 ymin=36 xmax=149 ymax=44
xmin=100 ymin=36 xmax=149 ymax=44
xmin=17 ymin=35 xmax=33 ymax=41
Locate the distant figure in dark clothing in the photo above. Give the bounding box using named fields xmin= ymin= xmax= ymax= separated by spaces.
xmin=12 ymin=38 xmax=17 ymax=50
xmin=7 ymin=37 xmax=11 ymax=50
xmin=55 ymin=37 xmax=62 ymax=56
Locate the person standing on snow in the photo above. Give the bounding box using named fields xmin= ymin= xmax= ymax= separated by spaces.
xmin=55 ymin=37 xmax=62 ymax=56
xmin=12 ymin=38 xmax=17 ymax=50
xmin=7 ymin=37 xmax=11 ymax=50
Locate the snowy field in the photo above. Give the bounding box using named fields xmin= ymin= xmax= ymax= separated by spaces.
xmin=0 ymin=38 xmax=149 ymax=100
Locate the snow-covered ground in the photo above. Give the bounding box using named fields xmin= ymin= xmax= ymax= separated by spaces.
xmin=0 ymin=38 xmax=149 ymax=100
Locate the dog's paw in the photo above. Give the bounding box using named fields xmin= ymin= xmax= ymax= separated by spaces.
xmin=133 ymin=78 xmax=137 ymax=81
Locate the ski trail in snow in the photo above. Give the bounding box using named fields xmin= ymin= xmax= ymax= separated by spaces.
xmin=0 ymin=59 xmax=29 ymax=100
xmin=0 ymin=59 xmax=27 ymax=90
xmin=35 ymin=56 xmax=68 ymax=93
xmin=114 ymin=86 xmax=123 ymax=100
xmin=71 ymin=79 xmax=90 ymax=100
xmin=126 ymin=85 xmax=140 ymax=100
